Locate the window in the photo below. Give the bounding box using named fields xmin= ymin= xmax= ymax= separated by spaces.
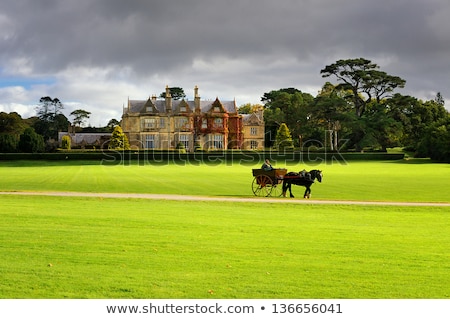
xmin=214 ymin=118 xmax=223 ymax=127
xmin=250 ymin=127 xmax=257 ymax=135
xmin=250 ymin=140 xmax=258 ymax=149
xmin=214 ymin=106 xmax=221 ymax=112
xmin=145 ymin=135 xmax=156 ymax=149
xmin=143 ymin=118 xmax=156 ymax=129
xmin=202 ymin=119 xmax=207 ymax=129
xmin=159 ymin=118 xmax=165 ymax=128
xmin=180 ymin=106 xmax=187 ymax=112
xmin=175 ymin=117 xmax=189 ymax=129
xmin=179 ymin=134 xmax=190 ymax=149
xmin=212 ymin=134 xmax=223 ymax=149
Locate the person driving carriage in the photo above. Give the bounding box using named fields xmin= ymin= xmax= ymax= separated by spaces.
xmin=261 ymin=158 xmax=273 ymax=171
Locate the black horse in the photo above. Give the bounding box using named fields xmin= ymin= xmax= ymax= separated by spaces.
xmin=282 ymin=169 xmax=323 ymax=198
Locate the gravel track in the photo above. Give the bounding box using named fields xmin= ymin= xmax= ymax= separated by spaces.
xmin=2 ymin=191 xmax=449 ymax=206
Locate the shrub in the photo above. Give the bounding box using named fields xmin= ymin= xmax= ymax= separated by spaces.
xmin=61 ymin=135 xmax=71 ymax=150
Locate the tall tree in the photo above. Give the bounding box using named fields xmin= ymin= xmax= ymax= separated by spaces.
xmin=0 ymin=112 xmax=28 ymax=152
xmin=107 ymin=119 xmax=120 ymax=131
xmin=320 ymin=58 xmax=405 ymax=117
xmin=70 ymin=109 xmax=91 ymax=127
xmin=37 ymin=96 xmax=64 ymax=121
xmin=261 ymin=88 xmax=314 ymax=147
xmin=275 ymin=123 xmax=294 ymax=150
xmin=34 ymin=97 xmax=68 ymax=140
xmin=159 ymin=87 xmax=186 ymax=100
xmin=18 ymin=127 xmax=45 ymax=153
xmin=312 ymin=83 xmax=350 ymax=150
xmin=109 ymin=125 xmax=130 ymax=150
xmin=416 ymin=114 xmax=450 ymax=162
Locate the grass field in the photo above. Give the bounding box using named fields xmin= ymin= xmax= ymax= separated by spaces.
xmin=1 ymin=158 xmax=449 ymax=202
xmin=0 ymin=159 xmax=449 ymax=298
xmin=1 ymin=195 xmax=449 ymax=299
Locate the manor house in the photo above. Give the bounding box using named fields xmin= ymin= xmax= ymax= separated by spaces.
xmin=121 ymin=86 xmax=264 ymax=151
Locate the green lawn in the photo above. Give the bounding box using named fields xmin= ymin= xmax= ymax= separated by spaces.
xmin=1 ymin=195 xmax=449 ymax=299
xmin=0 ymin=159 xmax=449 ymax=299
xmin=1 ymin=159 xmax=449 ymax=202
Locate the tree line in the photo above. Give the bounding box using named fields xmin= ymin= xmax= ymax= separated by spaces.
xmin=1 ymin=58 xmax=449 ymax=161
xmin=244 ymin=58 xmax=448 ymax=162
xmin=0 ymin=96 xmax=120 ymax=152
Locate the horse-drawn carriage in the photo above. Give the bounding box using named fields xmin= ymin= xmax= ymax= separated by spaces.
xmin=251 ymin=168 xmax=287 ymax=197
xmin=252 ymin=168 xmax=323 ymax=198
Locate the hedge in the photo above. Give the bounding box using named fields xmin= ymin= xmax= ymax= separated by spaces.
xmin=0 ymin=151 xmax=404 ymax=164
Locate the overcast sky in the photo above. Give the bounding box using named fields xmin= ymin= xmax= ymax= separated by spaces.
xmin=1 ymin=0 xmax=449 ymax=126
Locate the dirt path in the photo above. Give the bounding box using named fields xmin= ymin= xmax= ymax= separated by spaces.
xmin=1 ymin=191 xmax=449 ymax=206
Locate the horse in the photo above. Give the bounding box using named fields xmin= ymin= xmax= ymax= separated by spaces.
xmin=282 ymin=169 xmax=323 ymax=198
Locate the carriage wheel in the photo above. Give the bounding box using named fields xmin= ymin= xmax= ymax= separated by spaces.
xmin=252 ymin=175 xmax=273 ymax=197
xmin=270 ymin=181 xmax=283 ymax=197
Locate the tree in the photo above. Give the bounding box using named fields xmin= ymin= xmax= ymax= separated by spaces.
xmin=108 ymin=125 xmax=130 ymax=150
xmin=238 ymin=103 xmax=264 ymax=114
xmin=0 ymin=112 xmax=27 ymax=135
xmin=320 ymin=58 xmax=405 ymax=117
xmin=18 ymin=127 xmax=45 ymax=153
xmin=33 ymin=113 xmax=70 ymax=141
xmin=0 ymin=112 xmax=27 ymax=152
xmin=261 ymin=88 xmax=314 ymax=147
xmin=37 ymin=96 xmax=64 ymax=121
xmin=107 ymin=119 xmax=120 ymax=131
xmin=34 ymin=97 xmax=69 ymax=140
xmin=159 ymin=87 xmax=186 ymax=100
xmin=0 ymin=134 xmax=18 ymax=152
xmin=312 ymin=83 xmax=350 ymax=150
xmin=70 ymin=109 xmax=91 ymax=127
xmin=275 ymin=123 xmax=294 ymax=150
xmin=416 ymin=114 xmax=450 ymax=162
xmin=435 ymin=92 xmax=445 ymax=107
xmin=61 ymin=135 xmax=71 ymax=150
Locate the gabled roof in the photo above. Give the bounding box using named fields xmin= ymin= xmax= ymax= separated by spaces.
xmin=175 ymin=99 xmax=192 ymax=113
xmin=242 ymin=111 xmax=264 ymax=125
xmin=143 ymin=98 xmax=159 ymax=113
xmin=126 ymin=98 xmax=238 ymax=115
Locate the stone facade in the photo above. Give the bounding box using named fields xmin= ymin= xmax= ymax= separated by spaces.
xmin=121 ymin=86 xmax=265 ymax=151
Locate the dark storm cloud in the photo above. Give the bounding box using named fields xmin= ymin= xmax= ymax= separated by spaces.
xmin=3 ymin=0 xmax=449 ymax=71
xmin=1 ymin=0 xmax=450 ymax=124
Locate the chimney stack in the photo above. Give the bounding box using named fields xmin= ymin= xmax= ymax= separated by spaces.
xmin=194 ymin=85 xmax=200 ymax=112
xmin=165 ymin=85 xmax=172 ymax=112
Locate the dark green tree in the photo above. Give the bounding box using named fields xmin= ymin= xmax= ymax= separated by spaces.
xmin=416 ymin=114 xmax=450 ymax=162
xmin=18 ymin=127 xmax=45 ymax=153
xmin=70 ymin=109 xmax=91 ymax=127
xmin=261 ymin=88 xmax=314 ymax=147
xmin=311 ymin=83 xmax=350 ymax=150
xmin=320 ymin=58 xmax=405 ymax=117
xmin=107 ymin=119 xmax=120 ymax=131
xmin=34 ymin=97 xmax=69 ymax=140
xmin=37 ymin=96 xmax=64 ymax=120
xmin=159 ymin=87 xmax=186 ymax=100
xmin=0 ymin=112 xmax=27 ymax=152
xmin=0 ymin=134 xmax=18 ymax=152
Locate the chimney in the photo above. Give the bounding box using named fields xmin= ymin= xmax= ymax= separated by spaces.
xmin=151 ymin=94 xmax=157 ymax=103
xmin=194 ymin=85 xmax=201 ymax=112
xmin=165 ymin=85 xmax=172 ymax=113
